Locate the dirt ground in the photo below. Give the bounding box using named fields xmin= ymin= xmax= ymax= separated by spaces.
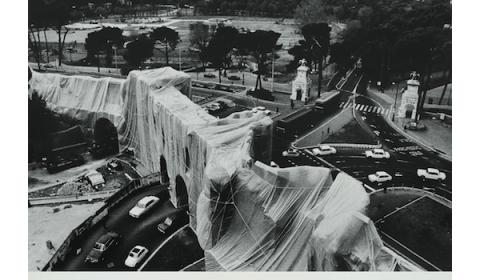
xmin=28 ymin=202 xmax=104 ymax=271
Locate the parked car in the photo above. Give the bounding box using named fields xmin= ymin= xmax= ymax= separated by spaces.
xmin=157 ymin=216 xmax=175 ymax=234
xmin=417 ymin=168 xmax=446 ymax=181
xmin=405 ymin=121 xmax=427 ymax=131
xmin=228 ymin=75 xmax=241 ymax=81
xmin=85 ymin=170 xmax=106 ymax=190
xmin=368 ymin=171 xmax=393 ymax=183
xmin=269 ymin=161 xmax=279 ymax=168
xmin=365 ymin=148 xmax=390 ymax=159
xmin=107 ymin=160 xmax=122 ymax=172
xmin=204 ymin=73 xmax=216 ymax=78
xmin=129 ymin=196 xmax=160 ymax=218
xmin=312 ymin=145 xmax=337 ymax=156
xmin=85 ymin=232 xmax=121 ymax=263
xmin=282 ymin=148 xmax=299 ymax=157
xmin=124 ymin=245 xmax=149 ymax=268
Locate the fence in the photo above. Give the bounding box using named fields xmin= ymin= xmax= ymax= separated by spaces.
xmin=42 ymin=172 xmax=161 ymax=271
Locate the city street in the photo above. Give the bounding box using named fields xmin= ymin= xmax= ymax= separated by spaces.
xmin=53 ymin=184 xmax=190 ymax=271
xmin=272 ymin=70 xmax=452 ymax=200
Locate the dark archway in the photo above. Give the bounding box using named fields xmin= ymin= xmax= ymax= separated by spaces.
xmin=296 ymin=88 xmax=302 ymax=100
xmin=175 ymin=175 xmax=188 ymax=210
xmin=160 ymin=155 xmax=169 ymax=184
xmin=92 ymin=118 xmax=119 ymax=158
xmin=405 ymin=104 xmax=415 ymax=119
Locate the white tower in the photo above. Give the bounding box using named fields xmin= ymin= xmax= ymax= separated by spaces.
xmin=398 ymin=72 xmax=420 ymax=120
xmin=291 ymin=59 xmax=312 ymax=103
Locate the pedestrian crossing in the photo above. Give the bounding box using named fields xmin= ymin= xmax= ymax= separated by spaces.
xmin=339 ymin=101 xmax=390 ymax=116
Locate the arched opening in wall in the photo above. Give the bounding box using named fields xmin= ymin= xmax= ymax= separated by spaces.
xmin=175 ymin=175 xmax=188 ymax=210
xmin=92 ymin=118 xmax=119 ymax=158
xmin=405 ymin=104 xmax=415 ymax=119
xmin=296 ymin=88 xmax=302 ymax=100
xmin=160 ymin=155 xmax=169 ymax=184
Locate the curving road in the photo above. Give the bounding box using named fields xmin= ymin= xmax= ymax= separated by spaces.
xmin=54 ymin=184 xmax=190 ymax=271
xmin=272 ymin=68 xmax=452 ymax=200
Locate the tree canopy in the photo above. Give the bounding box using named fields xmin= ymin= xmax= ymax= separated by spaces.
xmin=150 ymin=26 xmax=180 ymax=65
xmin=85 ymin=27 xmax=124 ymax=66
xmin=205 ymin=26 xmax=239 ymax=83
xmin=123 ymin=35 xmax=154 ymax=69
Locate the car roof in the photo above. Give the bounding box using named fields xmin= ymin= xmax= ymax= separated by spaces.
xmin=97 ymin=232 xmax=116 ymax=243
xmin=376 ymin=171 xmax=388 ymax=176
xmin=427 ymin=168 xmax=439 ymax=173
xmin=373 ymin=149 xmax=384 ymax=152
xmin=139 ymin=196 xmax=157 ymax=204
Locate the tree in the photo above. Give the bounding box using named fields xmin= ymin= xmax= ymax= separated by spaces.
xmin=29 ymin=91 xmax=57 ymax=160
xmin=150 ymin=27 xmax=180 ymax=66
xmin=43 ymin=0 xmax=72 ymax=66
xmin=294 ymin=0 xmax=330 ymax=26
xmin=205 ymin=26 xmax=239 ymax=83
xmin=85 ymin=27 xmax=124 ymax=68
xmin=189 ymin=22 xmax=216 ymax=68
xmin=123 ymin=35 xmax=154 ymax=69
xmin=238 ymin=30 xmax=281 ymax=91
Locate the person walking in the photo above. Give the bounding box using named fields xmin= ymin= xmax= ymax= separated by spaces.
xmin=290 ymin=99 xmax=294 ymax=110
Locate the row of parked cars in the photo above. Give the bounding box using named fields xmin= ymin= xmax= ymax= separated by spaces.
xmin=84 ymin=195 xmax=176 ymax=268
xmin=280 ymin=146 xmax=447 ymax=184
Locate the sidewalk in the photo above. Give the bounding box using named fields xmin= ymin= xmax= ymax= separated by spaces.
xmin=367 ymin=87 xmax=452 ymax=161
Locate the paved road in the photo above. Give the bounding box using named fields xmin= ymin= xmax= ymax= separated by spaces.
xmin=272 ymin=68 xmax=452 ymax=200
xmin=54 ymin=184 xmax=189 ymax=271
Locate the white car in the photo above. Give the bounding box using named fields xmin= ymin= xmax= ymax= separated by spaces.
xmin=368 ymin=171 xmax=393 ymax=183
xmin=282 ymin=148 xmax=299 ymax=157
xmin=270 ymin=161 xmax=279 ymax=168
xmin=124 ymin=245 xmax=149 ymax=268
xmin=312 ymin=145 xmax=337 ymax=156
xmin=417 ymin=168 xmax=446 ymax=181
xmin=365 ymin=148 xmax=390 ymax=159
xmin=129 ymin=196 xmax=160 ymax=218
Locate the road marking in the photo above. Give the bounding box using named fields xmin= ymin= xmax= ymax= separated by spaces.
xmin=363 ymin=183 xmax=375 ymax=192
xmin=376 ymin=107 xmax=382 ymax=114
xmin=385 ymin=109 xmax=390 ymax=115
xmin=180 ymin=257 xmax=205 ymax=271
xmin=287 ymin=159 xmax=297 ymax=166
xmin=359 ymin=104 xmax=365 ymax=111
xmin=377 ymin=196 xmax=426 ymax=223
xmin=355 ymin=104 xmax=361 ymax=110
xmin=339 ymin=102 xmax=345 ymax=107
xmin=138 ymin=224 xmax=189 ymax=271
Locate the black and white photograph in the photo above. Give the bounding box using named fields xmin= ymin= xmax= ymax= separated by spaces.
xmin=13 ymin=0 xmax=467 ymax=279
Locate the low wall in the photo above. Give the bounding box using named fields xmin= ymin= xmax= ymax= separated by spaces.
xmin=41 ymin=172 xmax=161 ymax=271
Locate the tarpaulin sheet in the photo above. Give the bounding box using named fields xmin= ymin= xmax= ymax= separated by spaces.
xmin=29 ymin=67 xmax=418 ymax=271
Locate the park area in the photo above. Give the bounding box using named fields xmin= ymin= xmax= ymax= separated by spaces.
xmin=29 ymin=16 xmax=303 ymax=74
xmin=367 ymin=189 xmax=452 ymax=271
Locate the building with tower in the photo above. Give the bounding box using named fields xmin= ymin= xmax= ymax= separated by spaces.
xmin=291 ymin=59 xmax=312 ymax=103
xmin=398 ymin=72 xmax=421 ymax=120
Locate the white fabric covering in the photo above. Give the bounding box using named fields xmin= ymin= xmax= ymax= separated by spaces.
xmin=29 ymin=67 xmax=418 ymax=271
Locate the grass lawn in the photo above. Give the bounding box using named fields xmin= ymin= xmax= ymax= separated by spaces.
xmin=372 ymin=194 xmax=451 ymax=271
xmin=323 ymin=120 xmax=377 ymax=144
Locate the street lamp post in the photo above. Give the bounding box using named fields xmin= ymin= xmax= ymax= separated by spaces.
xmin=392 ymin=82 xmax=399 ymax=121
xmin=178 ymin=49 xmax=182 ymax=71
xmin=271 ymin=48 xmax=275 ymax=93
xmin=112 ymin=45 xmax=118 ymax=70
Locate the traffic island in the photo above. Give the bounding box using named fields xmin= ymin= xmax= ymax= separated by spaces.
xmin=367 ymin=188 xmax=451 ymax=271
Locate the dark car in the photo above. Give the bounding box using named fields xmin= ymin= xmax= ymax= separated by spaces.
xmin=85 ymin=232 xmax=121 ymax=263
xmin=157 ymin=216 xmax=175 ymax=234
xmin=405 ymin=121 xmax=426 ymax=131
